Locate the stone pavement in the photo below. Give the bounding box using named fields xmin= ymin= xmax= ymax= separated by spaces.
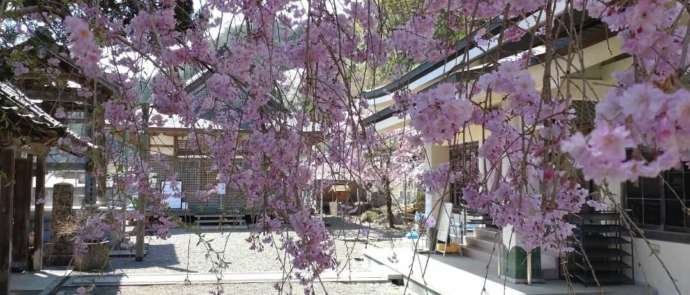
xmin=365 ymin=247 xmax=655 ymax=295
xmin=9 ymin=269 xmax=70 ymax=295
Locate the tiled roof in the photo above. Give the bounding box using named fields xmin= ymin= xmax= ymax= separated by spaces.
xmin=0 ymin=82 xmax=63 ymax=134
xmin=0 ymin=82 xmax=96 ymax=150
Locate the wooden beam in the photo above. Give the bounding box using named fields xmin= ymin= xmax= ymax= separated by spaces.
xmin=47 ymin=162 xmax=87 ymax=170
xmin=30 ymin=156 xmax=46 ymax=271
xmin=0 ymin=147 xmax=15 ymax=294
xmin=12 ymin=157 xmax=33 ymax=271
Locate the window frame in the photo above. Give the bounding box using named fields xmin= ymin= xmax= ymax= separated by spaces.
xmin=449 ymin=141 xmax=479 ymax=211
xmin=622 ymin=168 xmax=690 ymax=244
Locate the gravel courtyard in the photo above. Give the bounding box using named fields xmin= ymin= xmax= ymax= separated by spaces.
xmin=60 ymin=217 xmax=411 ymax=294
xmin=102 ymin=217 xmax=405 ymax=275
xmin=56 ymin=282 xmax=408 ymax=295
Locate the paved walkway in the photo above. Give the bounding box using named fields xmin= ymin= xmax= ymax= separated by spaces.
xmin=364 ymin=247 xmax=655 ymax=295
xmin=10 ymin=269 xmax=70 ymax=295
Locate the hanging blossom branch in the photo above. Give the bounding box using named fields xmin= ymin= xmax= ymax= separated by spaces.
xmin=3 ymin=0 xmax=690 ymax=293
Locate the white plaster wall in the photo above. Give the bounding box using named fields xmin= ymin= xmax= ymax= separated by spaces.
xmin=631 ymin=238 xmax=690 ymax=295
xmin=424 ymin=144 xmax=449 ymax=219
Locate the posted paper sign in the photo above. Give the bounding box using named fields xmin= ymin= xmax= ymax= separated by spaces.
xmin=163 ymin=181 xmax=182 ymax=209
xmin=216 ymin=183 xmax=226 ymax=194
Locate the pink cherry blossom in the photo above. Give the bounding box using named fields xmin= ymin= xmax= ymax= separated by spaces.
xmin=588 ymin=124 xmax=634 ymax=162
xmin=63 ymin=16 xmax=101 ymax=78
xmin=401 ymin=83 xmax=474 ymax=144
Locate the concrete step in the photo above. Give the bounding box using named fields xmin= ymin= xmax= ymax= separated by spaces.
xmin=196 ymin=215 xmax=244 ymax=220
xmin=198 ymin=225 xmax=248 ymax=230
xmin=475 ymin=227 xmax=501 ymax=240
xmin=196 ymin=220 xmax=246 ymax=225
xmin=462 ymin=245 xmax=496 ymax=263
xmin=466 ymin=235 xmax=498 ymax=253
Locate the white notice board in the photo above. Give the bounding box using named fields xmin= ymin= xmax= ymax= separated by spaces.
xmin=162 ymin=181 xmax=182 ymax=209
xmin=436 ymin=202 xmax=454 ymax=243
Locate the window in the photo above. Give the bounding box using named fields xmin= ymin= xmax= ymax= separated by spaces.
xmin=623 ymin=165 xmax=690 ymax=240
xmin=449 ymin=142 xmax=479 ymax=209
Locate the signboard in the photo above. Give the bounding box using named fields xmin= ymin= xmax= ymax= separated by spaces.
xmin=162 ymin=181 xmax=182 ymax=209
xmin=436 ymin=202 xmax=454 ymax=243
xmin=216 ymin=183 xmax=226 ymax=195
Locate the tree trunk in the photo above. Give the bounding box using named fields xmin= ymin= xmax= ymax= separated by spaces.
xmin=385 ymin=177 xmax=394 ymax=229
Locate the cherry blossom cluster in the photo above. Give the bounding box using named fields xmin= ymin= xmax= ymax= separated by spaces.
xmin=560 ymin=0 xmax=690 ymax=187
xmin=398 ymin=83 xmax=475 ymax=144
xmin=63 ymin=16 xmax=102 ymax=78
xmin=418 ymin=163 xmax=460 ymax=196
xmin=285 ymin=209 xmax=336 ymax=285
xmin=563 ymin=83 xmax=690 ymax=184
xmin=575 ymin=0 xmax=684 ymax=81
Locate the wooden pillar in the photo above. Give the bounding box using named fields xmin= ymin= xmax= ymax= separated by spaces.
xmin=84 ymin=159 xmax=96 ymax=206
xmin=95 ymin=104 xmax=107 ymax=206
xmin=0 ymin=147 xmax=15 ymax=293
xmin=12 ymin=156 xmax=33 ymax=271
xmin=31 ymin=155 xmax=46 ymax=271
xmin=135 ymin=104 xmax=150 ymax=261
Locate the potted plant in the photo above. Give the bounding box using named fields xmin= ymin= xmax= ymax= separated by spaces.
xmin=72 ymin=214 xmax=111 ymax=272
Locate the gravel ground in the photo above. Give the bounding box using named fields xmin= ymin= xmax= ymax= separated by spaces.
xmin=98 ymin=217 xmax=405 ymax=276
xmin=61 ymin=217 xmax=411 ymax=295
xmin=57 ymin=282 xmax=410 ymax=295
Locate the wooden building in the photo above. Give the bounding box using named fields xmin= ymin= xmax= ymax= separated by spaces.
xmin=148 ymin=124 xmax=247 ymax=217
xmin=0 ymin=82 xmax=90 ymax=294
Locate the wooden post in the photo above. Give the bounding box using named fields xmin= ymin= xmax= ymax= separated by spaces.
xmin=84 ymin=159 xmax=96 ymax=207
xmin=31 ymin=155 xmax=46 ymax=271
xmin=12 ymin=156 xmax=33 ymax=271
xmin=135 ymin=103 xmax=150 ymax=261
xmin=95 ymin=105 xmax=107 ymax=206
xmin=0 ymin=147 xmax=15 ymax=293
